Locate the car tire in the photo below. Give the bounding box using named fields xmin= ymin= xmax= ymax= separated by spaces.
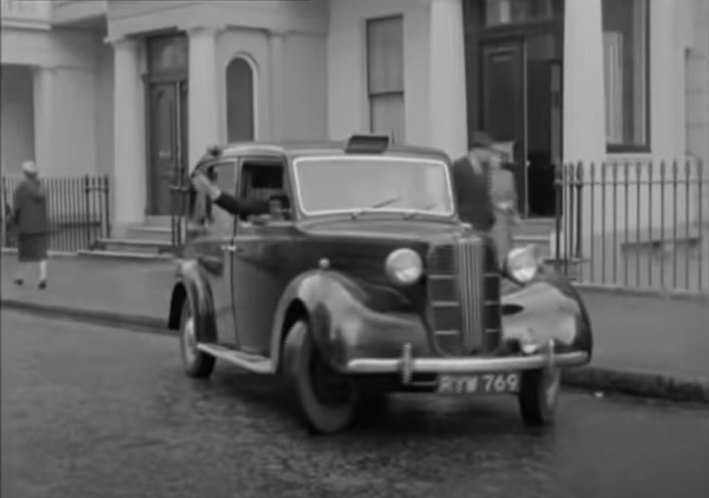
xmin=179 ymin=298 xmax=215 ymax=379
xmin=283 ymin=320 xmax=358 ymax=435
xmin=518 ymin=367 xmax=561 ymax=426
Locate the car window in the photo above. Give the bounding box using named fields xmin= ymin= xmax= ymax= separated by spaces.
xmin=188 ymin=160 xmax=237 ymax=235
xmin=293 ymin=156 xmax=454 ymax=216
xmin=238 ymin=160 xmax=293 ymax=222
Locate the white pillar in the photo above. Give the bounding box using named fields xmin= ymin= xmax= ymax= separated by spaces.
xmin=269 ymin=32 xmax=285 ymax=141
xmin=33 ymin=66 xmax=55 ymax=176
xmin=188 ymin=27 xmax=220 ymax=169
xmin=112 ymin=38 xmax=146 ymax=230
xmin=562 ymin=0 xmax=606 ymax=165
xmin=428 ymin=0 xmax=468 ymax=159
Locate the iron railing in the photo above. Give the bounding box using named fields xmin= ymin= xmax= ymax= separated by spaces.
xmin=1 ymin=175 xmax=111 ymax=253
xmin=553 ymin=159 xmax=708 ymax=293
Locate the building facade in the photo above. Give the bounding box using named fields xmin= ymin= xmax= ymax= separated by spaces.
xmin=1 ymin=0 xmax=708 ymax=235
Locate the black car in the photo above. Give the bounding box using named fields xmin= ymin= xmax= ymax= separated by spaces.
xmin=167 ymin=135 xmax=593 ymax=434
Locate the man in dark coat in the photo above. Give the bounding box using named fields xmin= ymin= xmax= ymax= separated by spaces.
xmin=451 ymin=131 xmax=501 ymax=232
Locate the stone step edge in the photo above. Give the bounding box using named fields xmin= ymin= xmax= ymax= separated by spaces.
xmin=96 ymin=238 xmax=174 ymax=248
xmin=76 ymin=249 xmax=174 ymax=261
xmin=2 ymin=298 xmax=707 ymax=405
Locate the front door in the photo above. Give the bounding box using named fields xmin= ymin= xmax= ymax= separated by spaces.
xmin=148 ymin=80 xmax=188 ymax=216
xmin=481 ymin=39 xmax=527 ymax=216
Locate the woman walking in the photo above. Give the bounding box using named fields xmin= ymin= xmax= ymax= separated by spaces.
xmin=12 ymin=160 xmax=49 ymax=289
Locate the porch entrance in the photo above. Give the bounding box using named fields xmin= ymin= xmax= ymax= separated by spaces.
xmin=146 ymin=34 xmax=189 ymax=216
xmin=465 ymin=0 xmax=564 ymax=218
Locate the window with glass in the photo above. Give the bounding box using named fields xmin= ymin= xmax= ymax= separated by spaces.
xmin=147 ymin=34 xmax=188 ymax=76
xmin=602 ymin=0 xmax=649 ymax=150
xmin=188 ymin=161 xmax=237 ymax=235
xmin=366 ymin=16 xmax=405 ymax=143
xmin=484 ymin=0 xmax=560 ymax=26
xmin=293 ymin=156 xmax=454 ymax=217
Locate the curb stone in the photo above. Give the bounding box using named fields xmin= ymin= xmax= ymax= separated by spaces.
xmin=1 ymin=299 xmax=168 ymax=336
xmin=3 ymin=298 xmax=708 ymax=405
xmin=561 ymin=367 xmax=709 ymax=404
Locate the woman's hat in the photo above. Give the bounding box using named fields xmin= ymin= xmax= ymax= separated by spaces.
xmin=22 ymin=161 xmax=38 ymax=175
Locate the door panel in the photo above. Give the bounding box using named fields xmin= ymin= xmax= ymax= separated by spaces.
xmin=148 ymin=81 xmax=187 ymax=216
xmin=188 ymin=160 xmax=239 ymax=346
xmin=179 ymin=80 xmax=189 ymax=175
xmin=230 ymin=228 xmax=286 ymax=356
xmin=481 ymin=41 xmax=527 ymax=216
xmin=148 ymin=83 xmax=177 ymax=215
xmin=230 ymin=160 xmax=291 ymax=356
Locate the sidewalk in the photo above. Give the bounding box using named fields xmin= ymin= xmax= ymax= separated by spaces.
xmin=2 ymin=254 xmax=708 ymax=402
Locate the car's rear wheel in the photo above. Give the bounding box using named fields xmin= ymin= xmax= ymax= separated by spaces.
xmin=180 ymin=298 xmax=215 ymax=379
xmin=283 ymin=320 xmax=358 ymax=434
xmin=518 ymin=367 xmax=561 ymax=426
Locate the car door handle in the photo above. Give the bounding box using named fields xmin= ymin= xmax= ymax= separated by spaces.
xmin=221 ymin=244 xmax=238 ymax=253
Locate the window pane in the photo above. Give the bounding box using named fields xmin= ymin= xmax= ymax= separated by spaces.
xmin=602 ymin=0 xmax=649 ymax=147
xmin=485 ymin=0 xmax=556 ymax=26
xmin=370 ymin=94 xmax=405 ymax=143
xmin=148 ymin=35 xmax=188 ymax=75
xmin=367 ymin=16 xmax=404 ymax=94
xmin=226 ymin=58 xmax=255 ymax=142
xmin=189 ymin=162 xmax=236 ymax=234
xmin=295 ymin=157 xmax=454 ymax=215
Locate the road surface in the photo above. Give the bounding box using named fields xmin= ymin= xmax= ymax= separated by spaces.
xmin=2 ymin=311 xmax=708 ymax=498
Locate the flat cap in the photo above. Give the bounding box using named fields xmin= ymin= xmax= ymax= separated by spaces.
xmin=470 ymin=130 xmax=496 ymax=149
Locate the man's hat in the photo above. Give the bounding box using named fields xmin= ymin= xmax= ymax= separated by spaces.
xmin=470 ymin=130 xmax=496 ymax=149
xmin=21 ymin=160 xmax=38 ymax=175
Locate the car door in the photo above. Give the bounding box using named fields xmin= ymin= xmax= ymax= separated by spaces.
xmin=230 ymin=157 xmax=293 ymax=357
xmin=190 ymin=159 xmax=239 ymax=346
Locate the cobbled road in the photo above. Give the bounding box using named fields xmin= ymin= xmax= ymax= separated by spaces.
xmin=2 ymin=311 xmax=708 ymax=498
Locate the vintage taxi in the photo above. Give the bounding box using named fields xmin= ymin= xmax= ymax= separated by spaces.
xmin=167 ymin=135 xmax=592 ymax=434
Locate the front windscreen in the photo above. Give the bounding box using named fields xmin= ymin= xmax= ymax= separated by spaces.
xmin=293 ymin=156 xmax=454 ymax=216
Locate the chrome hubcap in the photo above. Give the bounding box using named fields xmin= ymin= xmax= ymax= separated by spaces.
xmin=182 ymin=316 xmax=197 ymax=364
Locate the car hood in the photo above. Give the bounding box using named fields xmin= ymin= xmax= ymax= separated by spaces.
xmin=298 ymin=217 xmax=469 ymax=244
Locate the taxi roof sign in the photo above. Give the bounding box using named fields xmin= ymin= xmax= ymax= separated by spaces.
xmin=345 ymin=134 xmax=390 ymax=154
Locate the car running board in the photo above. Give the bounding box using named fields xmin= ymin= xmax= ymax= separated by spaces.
xmin=196 ymin=343 xmax=273 ymax=374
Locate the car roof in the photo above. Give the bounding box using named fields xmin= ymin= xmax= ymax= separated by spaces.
xmin=209 ymin=140 xmax=452 ymax=164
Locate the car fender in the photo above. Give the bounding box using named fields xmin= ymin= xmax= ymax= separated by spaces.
xmin=501 ymin=272 xmax=593 ymax=358
xmin=270 ymin=269 xmax=373 ymax=372
xmin=168 ymin=259 xmax=217 ymax=342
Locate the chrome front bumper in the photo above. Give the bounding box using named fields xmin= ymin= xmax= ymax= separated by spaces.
xmin=345 ymin=340 xmax=589 ymax=384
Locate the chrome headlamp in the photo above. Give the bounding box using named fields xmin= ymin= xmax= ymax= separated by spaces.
xmin=504 ymin=244 xmax=542 ymax=285
xmin=385 ymin=248 xmax=423 ymax=285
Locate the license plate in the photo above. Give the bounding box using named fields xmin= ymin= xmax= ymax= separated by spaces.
xmin=437 ymin=372 xmax=521 ymax=394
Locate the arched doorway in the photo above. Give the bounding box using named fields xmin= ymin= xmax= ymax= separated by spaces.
xmin=225 ymin=57 xmax=255 ymax=142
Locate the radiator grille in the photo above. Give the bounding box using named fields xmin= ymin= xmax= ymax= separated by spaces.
xmin=427 ymin=237 xmax=487 ymax=355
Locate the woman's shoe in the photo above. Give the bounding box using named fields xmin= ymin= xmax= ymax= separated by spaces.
xmin=38 ymin=281 xmax=47 ymax=290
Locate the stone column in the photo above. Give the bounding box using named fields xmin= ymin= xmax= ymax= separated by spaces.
xmin=269 ymin=31 xmax=285 ymax=141
xmin=428 ymin=0 xmax=468 ymax=159
xmin=562 ymin=0 xmax=606 ymax=165
xmin=562 ymin=0 xmax=606 ymax=262
xmin=112 ymin=37 xmax=146 ymax=232
xmin=33 ymin=66 xmax=56 ymax=176
xmin=187 ymin=27 xmax=220 ymax=168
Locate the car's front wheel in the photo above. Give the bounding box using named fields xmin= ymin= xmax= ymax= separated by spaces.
xmin=518 ymin=367 xmax=561 ymax=426
xmin=179 ymin=298 xmax=215 ymax=379
xmin=283 ymin=320 xmax=358 ymax=434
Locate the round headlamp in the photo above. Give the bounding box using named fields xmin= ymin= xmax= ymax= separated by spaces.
xmin=505 ymin=245 xmax=542 ymax=284
xmin=385 ymin=248 xmax=423 ymax=285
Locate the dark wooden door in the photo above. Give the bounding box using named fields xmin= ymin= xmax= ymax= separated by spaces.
xmin=481 ymin=40 xmax=527 ymax=216
xmin=148 ymin=81 xmax=187 ymax=215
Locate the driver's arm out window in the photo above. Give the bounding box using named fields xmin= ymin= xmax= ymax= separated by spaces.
xmin=188 ymin=161 xmax=237 ymax=235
